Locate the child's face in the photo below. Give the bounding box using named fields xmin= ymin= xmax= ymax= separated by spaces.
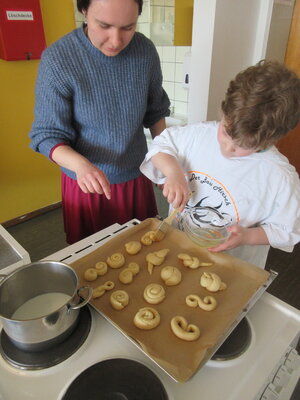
xmin=217 ymin=121 xmax=255 ymax=158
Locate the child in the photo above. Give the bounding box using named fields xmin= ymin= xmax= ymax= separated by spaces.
xmin=140 ymin=60 xmax=300 ymax=268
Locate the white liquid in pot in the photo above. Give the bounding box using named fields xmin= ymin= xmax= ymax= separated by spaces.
xmin=11 ymin=292 xmax=72 ymax=320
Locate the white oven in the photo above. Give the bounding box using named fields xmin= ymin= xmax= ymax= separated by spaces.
xmin=0 ymin=220 xmax=299 ymax=400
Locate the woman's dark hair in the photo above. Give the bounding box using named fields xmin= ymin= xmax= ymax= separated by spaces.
xmin=77 ymin=0 xmax=143 ymax=15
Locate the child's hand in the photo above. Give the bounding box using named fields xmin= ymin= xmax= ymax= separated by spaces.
xmin=163 ymin=175 xmax=190 ymax=212
xmin=208 ymin=225 xmax=269 ymax=252
xmin=207 ymin=225 xmax=248 ymax=252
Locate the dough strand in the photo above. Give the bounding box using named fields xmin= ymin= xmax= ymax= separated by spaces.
xmin=170 ymin=316 xmax=200 ymax=341
xmin=92 ymin=281 xmax=115 ymax=299
xmin=177 ymin=253 xmax=213 ymax=269
xmin=186 ymin=294 xmax=217 ymax=311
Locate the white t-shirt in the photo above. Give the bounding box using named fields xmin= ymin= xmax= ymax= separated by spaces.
xmin=140 ymin=122 xmax=300 ymax=268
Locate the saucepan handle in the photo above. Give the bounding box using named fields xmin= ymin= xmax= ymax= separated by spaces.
xmin=68 ymin=286 xmax=93 ymax=310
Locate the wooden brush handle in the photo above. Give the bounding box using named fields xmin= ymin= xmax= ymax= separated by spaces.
xmin=164 ymin=208 xmax=180 ymax=225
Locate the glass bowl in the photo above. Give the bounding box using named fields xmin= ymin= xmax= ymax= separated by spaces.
xmin=182 ymin=207 xmax=231 ymax=247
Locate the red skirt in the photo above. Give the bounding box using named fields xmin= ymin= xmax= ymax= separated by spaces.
xmin=61 ymin=173 xmax=158 ymax=244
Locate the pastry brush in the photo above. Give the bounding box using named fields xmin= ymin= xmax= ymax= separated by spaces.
xmin=152 ymin=207 xmax=180 ymax=242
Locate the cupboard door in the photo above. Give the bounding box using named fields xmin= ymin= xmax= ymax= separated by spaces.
xmin=277 ymin=123 xmax=300 ymax=175
xmin=279 ymin=0 xmax=300 ymax=175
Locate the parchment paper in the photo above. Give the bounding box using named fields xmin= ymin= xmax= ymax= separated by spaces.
xmin=71 ymin=218 xmax=270 ymax=382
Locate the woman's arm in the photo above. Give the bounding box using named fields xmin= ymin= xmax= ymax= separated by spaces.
xmin=52 ymin=145 xmax=111 ymax=198
xmin=151 ymin=152 xmax=190 ymax=211
xmin=149 ymin=118 xmax=166 ymax=138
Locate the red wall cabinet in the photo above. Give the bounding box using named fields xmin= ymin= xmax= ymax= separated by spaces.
xmin=0 ymin=0 xmax=46 ymax=61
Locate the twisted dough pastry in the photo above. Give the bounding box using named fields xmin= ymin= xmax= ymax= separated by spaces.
xmin=84 ymin=268 xmax=98 ymax=281
xmin=200 ymin=272 xmax=227 ymax=292
xmin=92 ymin=281 xmax=115 ymax=299
xmin=107 ymin=253 xmax=125 ymax=268
xmin=95 ymin=261 xmax=108 ymax=276
xmin=171 ymin=316 xmax=200 ymax=341
xmin=144 ymin=283 xmax=166 ymax=304
xmin=186 ymin=294 xmax=217 ymax=311
xmin=110 ymin=290 xmax=129 ymax=310
xmin=160 ymin=266 xmax=182 ymax=286
xmin=146 ymin=248 xmax=170 ymax=274
xmin=177 ymin=253 xmax=213 ymax=269
xmin=124 ymin=241 xmax=142 ymax=255
xmin=134 ymin=307 xmax=160 ymax=330
xmin=118 ymin=262 xmax=140 ymax=284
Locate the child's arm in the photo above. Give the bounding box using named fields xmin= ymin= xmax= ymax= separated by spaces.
xmin=208 ymin=225 xmax=269 ymax=253
xmin=151 ymin=153 xmax=190 ymax=211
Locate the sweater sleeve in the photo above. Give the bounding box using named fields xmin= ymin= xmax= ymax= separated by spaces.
xmin=143 ymin=44 xmax=170 ymax=128
xmin=29 ymin=52 xmax=77 ymax=159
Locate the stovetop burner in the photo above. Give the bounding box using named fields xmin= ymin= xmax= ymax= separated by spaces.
xmin=62 ymin=358 xmax=169 ymax=400
xmin=211 ymin=317 xmax=252 ymax=361
xmin=0 ymin=306 xmax=91 ymax=370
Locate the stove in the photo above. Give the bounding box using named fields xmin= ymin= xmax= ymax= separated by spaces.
xmin=0 ymin=221 xmax=299 ymax=400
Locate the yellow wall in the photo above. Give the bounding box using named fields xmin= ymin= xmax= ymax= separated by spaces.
xmin=0 ymin=0 xmax=75 ymax=223
xmin=174 ymin=0 xmax=194 ymax=46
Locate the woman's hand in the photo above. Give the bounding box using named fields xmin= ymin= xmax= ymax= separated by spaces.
xmin=76 ymin=162 xmax=111 ymax=198
xmin=51 ymin=144 xmax=111 ymax=199
xmin=208 ymin=225 xmax=269 ymax=253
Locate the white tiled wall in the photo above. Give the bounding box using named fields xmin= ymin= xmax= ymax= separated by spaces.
xmin=157 ymin=46 xmax=191 ymax=119
xmin=72 ymin=0 xmax=190 ymax=120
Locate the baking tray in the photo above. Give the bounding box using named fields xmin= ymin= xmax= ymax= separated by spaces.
xmin=70 ymin=218 xmax=274 ymax=382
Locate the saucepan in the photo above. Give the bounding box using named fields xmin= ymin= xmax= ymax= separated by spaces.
xmin=0 ymin=260 xmax=92 ymax=351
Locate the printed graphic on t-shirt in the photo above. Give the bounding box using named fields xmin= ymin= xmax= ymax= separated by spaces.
xmin=176 ymin=171 xmax=239 ymax=229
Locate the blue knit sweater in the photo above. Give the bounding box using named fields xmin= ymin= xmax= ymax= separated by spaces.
xmin=29 ymin=27 xmax=170 ymax=183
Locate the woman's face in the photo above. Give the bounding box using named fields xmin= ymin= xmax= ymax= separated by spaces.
xmin=84 ymin=0 xmax=139 ymax=56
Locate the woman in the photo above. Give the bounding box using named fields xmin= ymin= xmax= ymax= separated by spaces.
xmin=29 ymin=0 xmax=170 ymax=243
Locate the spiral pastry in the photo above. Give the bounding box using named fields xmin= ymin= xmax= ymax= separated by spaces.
xmin=134 ymin=307 xmax=160 ymax=330
xmin=95 ymin=261 xmax=108 ymax=276
xmin=170 ymin=316 xmax=200 ymax=341
xmin=186 ymin=294 xmax=217 ymax=311
xmin=144 ymin=283 xmax=166 ymax=304
xmin=200 ymin=272 xmax=227 ymax=292
xmin=84 ymin=268 xmax=98 ymax=282
xmin=124 ymin=241 xmax=142 ymax=255
xmin=110 ymin=290 xmax=129 ymax=310
xmin=92 ymin=281 xmax=115 ymax=299
xmin=160 ymin=266 xmax=182 ymax=286
xmin=107 ymin=253 xmax=125 ymax=268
